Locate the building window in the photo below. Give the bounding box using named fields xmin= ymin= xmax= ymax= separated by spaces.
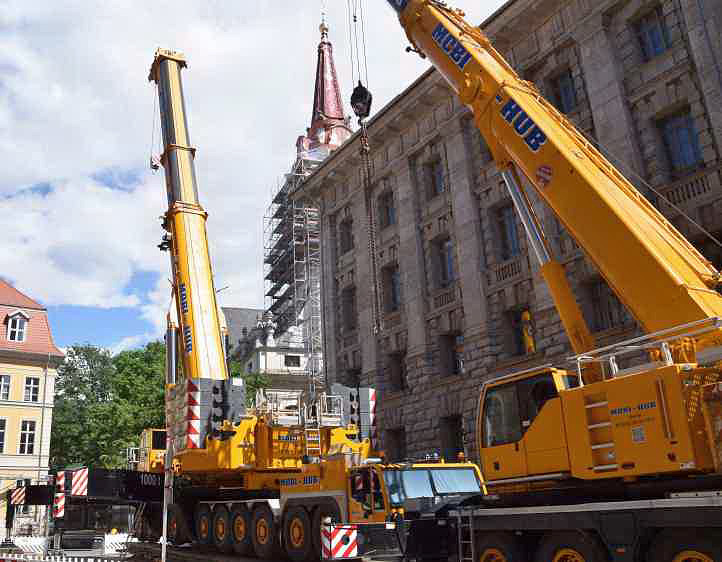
xmin=24 ymin=377 xmax=39 ymax=403
xmin=378 ymin=191 xmax=396 ymax=229
xmin=284 ymin=355 xmax=301 ymax=368
xmin=634 ymin=6 xmax=669 ymax=61
xmin=439 ymin=334 xmax=464 ymax=376
xmin=7 ymin=315 xmax=27 ymax=342
xmin=19 ymin=420 xmax=36 ymax=455
xmin=387 ymin=352 xmax=406 ymax=392
xmin=385 ymin=427 xmax=406 ymax=462
xmin=504 ymin=309 xmax=528 ymax=357
xmin=659 ymin=111 xmax=703 ymax=176
xmin=246 ymin=362 xmax=253 ymax=373
xmin=550 ymin=69 xmax=577 ymax=114
xmin=496 ymin=204 xmax=521 ymax=261
xmin=339 ymin=218 xmax=354 ymax=254
xmin=0 ymin=376 xmax=9 ymax=401
xmin=382 ymin=264 xmax=402 ymax=313
xmin=0 ymin=419 xmax=5 ymax=453
xmin=435 ymin=238 xmax=455 ymax=288
xmin=439 ymin=415 xmax=464 ymax=462
xmin=585 ymin=277 xmax=626 ymax=332
xmin=341 ymin=286 xmax=357 ymax=331
xmin=425 ymin=160 xmax=445 ymax=199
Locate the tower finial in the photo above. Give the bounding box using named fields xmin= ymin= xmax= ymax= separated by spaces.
xmin=320 ymin=0 xmax=328 ymax=40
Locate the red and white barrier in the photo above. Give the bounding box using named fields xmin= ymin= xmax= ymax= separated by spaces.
xmin=55 ymin=471 xmax=64 ymax=492
xmin=70 ymin=468 xmax=88 ymax=496
xmin=321 ymin=523 xmax=358 ymax=559
xmin=52 ymin=492 xmax=64 ymax=518
xmin=10 ymin=487 xmax=25 ymax=505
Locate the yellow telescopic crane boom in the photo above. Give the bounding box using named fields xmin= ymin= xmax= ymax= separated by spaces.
xmin=149 ymin=49 xmax=243 ymax=452
xmin=385 ymin=0 xmax=722 ymax=369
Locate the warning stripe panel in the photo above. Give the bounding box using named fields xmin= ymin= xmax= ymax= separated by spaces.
xmin=71 ymin=467 xmax=88 ymax=496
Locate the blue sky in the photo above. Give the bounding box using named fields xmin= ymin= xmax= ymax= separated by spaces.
xmin=0 ymin=1 xmax=506 ymax=354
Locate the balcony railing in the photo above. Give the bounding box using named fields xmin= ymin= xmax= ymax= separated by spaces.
xmin=660 ymin=165 xmax=721 ymax=208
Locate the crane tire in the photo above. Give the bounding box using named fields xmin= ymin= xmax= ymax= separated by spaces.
xmin=476 ymin=532 xmax=527 ymax=562
xmin=230 ymin=504 xmax=253 ymax=556
xmin=211 ymin=504 xmax=233 ymax=554
xmin=647 ymin=529 xmax=722 ymax=562
xmin=534 ymin=531 xmax=607 ymax=562
xmin=283 ymin=505 xmax=313 ymax=562
xmin=251 ymin=503 xmax=278 ymax=560
xmin=311 ymin=501 xmax=342 ymax=560
xmin=167 ymin=504 xmax=190 ymax=545
xmin=194 ymin=504 xmax=212 ymax=546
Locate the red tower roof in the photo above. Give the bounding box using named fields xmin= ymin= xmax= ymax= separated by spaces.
xmin=298 ymin=21 xmax=351 ymax=156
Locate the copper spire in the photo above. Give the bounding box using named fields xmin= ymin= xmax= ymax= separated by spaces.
xmin=298 ymin=18 xmax=351 ymax=155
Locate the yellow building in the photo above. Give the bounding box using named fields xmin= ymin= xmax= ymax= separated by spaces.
xmin=0 ymin=280 xmax=63 ymax=534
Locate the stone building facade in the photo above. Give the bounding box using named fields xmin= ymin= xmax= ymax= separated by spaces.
xmin=293 ymin=0 xmax=722 ymax=462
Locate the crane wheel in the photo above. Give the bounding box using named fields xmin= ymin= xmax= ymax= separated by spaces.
xmin=167 ymin=504 xmax=190 ymax=545
xmin=283 ymin=506 xmax=312 ymax=562
xmin=194 ymin=504 xmax=212 ymax=546
xmin=311 ymin=501 xmax=342 ymax=560
xmin=211 ymin=504 xmax=233 ymax=554
xmin=251 ymin=503 xmax=278 ymax=560
xmin=647 ymin=529 xmax=722 ymax=562
xmin=230 ymin=504 xmax=252 ymax=556
xmin=476 ymin=532 xmax=526 ymax=562
xmin=534 ymin=531 xmax=607 ymax=562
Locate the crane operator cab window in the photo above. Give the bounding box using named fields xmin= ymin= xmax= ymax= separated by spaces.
xmin=349 ymin=468 xmax=386 ymax=521
xmin=482 ymin=372 xmax=560 ymax=448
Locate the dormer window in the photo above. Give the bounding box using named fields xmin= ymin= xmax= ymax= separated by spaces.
xmin=7 ymin=312 xmax=29 ymax=342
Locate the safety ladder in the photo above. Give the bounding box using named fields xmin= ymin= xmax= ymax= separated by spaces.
xmin=456 ymin=511 xmax=475 ymax=562
xmin=303 ymin=399 xmax=322 ymax=458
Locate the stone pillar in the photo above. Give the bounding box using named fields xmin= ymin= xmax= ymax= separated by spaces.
xmin=679 ymin=0 xmax=722 ymax=152
xmin=574 ymin=13 xmax=646 ymax=179
xmin=318 ymin=196 xmax=338 ymax=386
xmin=397 ymin=157 xmax=429 ymax=362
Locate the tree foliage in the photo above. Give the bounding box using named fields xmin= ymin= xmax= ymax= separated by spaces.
xmin=50 ymin=342 xmax=165 ymax=469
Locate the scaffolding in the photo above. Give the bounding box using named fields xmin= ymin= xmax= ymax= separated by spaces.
xmin=263 ymin=147 xmax=329 ymax=390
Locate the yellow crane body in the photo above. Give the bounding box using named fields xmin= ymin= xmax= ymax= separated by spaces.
xmin=387 ymin=0 xmax=722 ymax=488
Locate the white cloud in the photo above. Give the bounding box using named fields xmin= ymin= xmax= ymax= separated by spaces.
xmin=110 ymin=332 xmax=158 ymax=355
xmin=0 ymin=1 xmax=506 ymax=345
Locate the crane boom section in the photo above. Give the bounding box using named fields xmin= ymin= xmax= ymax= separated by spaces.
xmin=390 ymin=1 xmax=722 ymax=338
xmin=149 ymin=49 xmax=228 ymax=383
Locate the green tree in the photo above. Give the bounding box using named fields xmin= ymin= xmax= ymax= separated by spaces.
xmin=50 ymin=342 xmax=166 ymax=469
xmin=229 ymin=360 xmax=270 ymax=407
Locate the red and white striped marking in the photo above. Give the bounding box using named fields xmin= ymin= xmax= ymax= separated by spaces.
xmin=71 ymin=467 xmax=88 ymax=496
xmin=186 ymin=379 xmax=201 ymax=449
xmin=53 ymin=492 xmax=65 ymax=518
xmin=369 ymin=389 xmax=377 ymax=449
xmin=10 ymin=487 xmax=25 ymax=505
xmin=321 ymin=524 xmax=358 ymax=559
xmin=56 ymin=470 xmax=65 ymax=492
xmin=536 ymin=165 xmax=553 ymax=188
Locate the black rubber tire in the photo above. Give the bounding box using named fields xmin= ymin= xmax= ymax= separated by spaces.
xmin=251 ymin=503 xmax=278 ymax=560
xmin=167 ymin=503 xmax=190 ymax=545
xmin=283 ymin=505 xmax=313 ymax=562
xmin=230 ymin=504 xmax=253 ymax=556
xmin=647 ymin=529 xmax=722 ymax=562
xmin=194 ymin=503 xmax=212 ymax=546
xmin=476 ymin=532 xmax=527 ymax=561
xmin=534 ymin=531 xmax=608 ymax=562
xmin=311 ymin=501 xmax=342 ymax=560
xmin=211 ymin=504 xmax=233 ymax=554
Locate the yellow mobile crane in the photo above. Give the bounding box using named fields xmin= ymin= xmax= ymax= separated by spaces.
xmin=379 ymin=1 xmax=722 ymax=561
xmin=147 ymin=47 xmax=487 ymax=562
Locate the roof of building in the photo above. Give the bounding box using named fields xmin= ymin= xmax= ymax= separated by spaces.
xmin=311 ymin=21 xmax=346 ymax=129
xmin=222 ymin=306 xmax=264 ymax=349
xmin=0 ymin=279 xmax=45 ymax=310
xmin=0 ymin=280 xmax=64 ymax=359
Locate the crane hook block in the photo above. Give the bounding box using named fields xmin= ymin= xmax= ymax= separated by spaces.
xmin=351 ymin=81 xmax=373 ymax=120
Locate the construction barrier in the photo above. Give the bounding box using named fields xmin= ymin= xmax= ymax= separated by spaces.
xmin=321 ymin=523 xmax=358 ymax=560
xmin=0 ymin=554 xmax=118 ymax=562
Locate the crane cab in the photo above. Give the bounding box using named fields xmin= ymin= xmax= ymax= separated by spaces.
xmin=135 ymin=428 xmax=166 ymax=473
xmin=477 ymin=367 xmax=578 ymax=491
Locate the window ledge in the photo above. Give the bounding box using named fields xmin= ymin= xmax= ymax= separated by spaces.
xmin=493 ymin=351 xmax=545 ymax=372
